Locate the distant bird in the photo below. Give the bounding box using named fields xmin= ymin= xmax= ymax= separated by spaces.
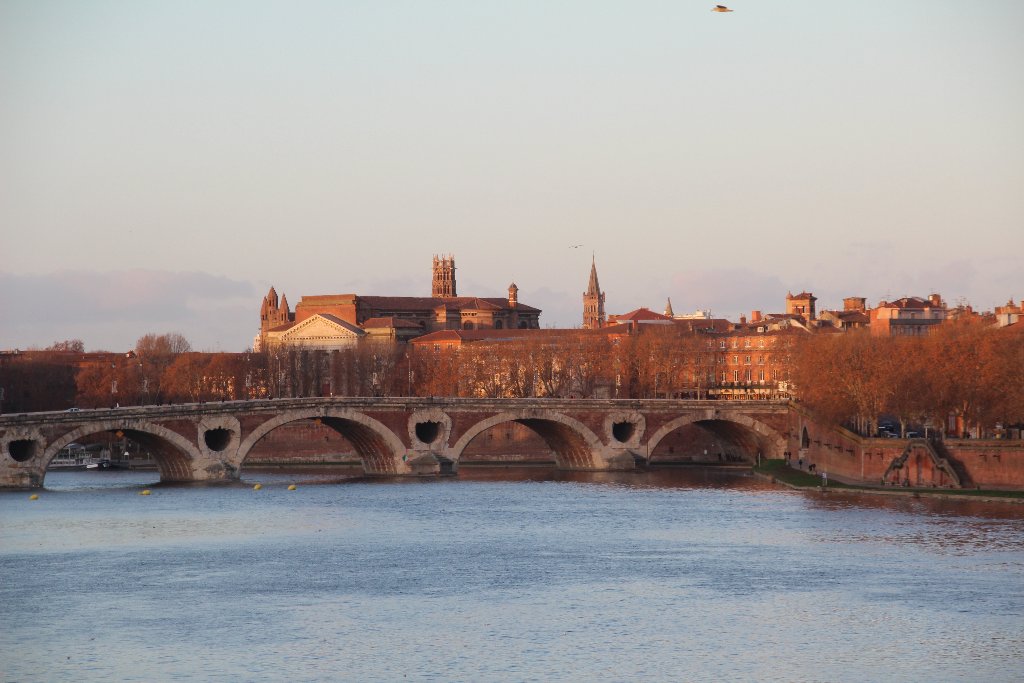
xmin=712 ymin=5 xmax=733 ymax=11
xmin=570 ymin=244 xmax=583 ymax=249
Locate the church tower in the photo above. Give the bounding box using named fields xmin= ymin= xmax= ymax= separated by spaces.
xmin=583 ymin=256 xmax=606 ymax=329
xmin=258 ymin=286 xmax=292 ymax=349
xmin=432 ymin=254 xmax=457 ymax=298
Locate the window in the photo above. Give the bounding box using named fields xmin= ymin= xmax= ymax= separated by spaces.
xmin=759 ymin=369 xmax=765 ymax=382
xmin=719 ymin=340 xmax=726 ymax=350
xmin=744 ymin=355 xmax=751 ymax=365
xmin=744 ymin=339 xmax=751 ymax=348
xmin=733 ymin=355 xmax=739 ymax=364
xmin=731 ymin=339 xmax=738 ymax=349
xmin=744 ymin=369 xmax=751 ymax=382
xmin=758 ymin=339 xmax=765 ymax=348
xmin=732 ymin=370 xmax=739 ymax=382
xmin=757 ymin=355 xmax=764 ymax=365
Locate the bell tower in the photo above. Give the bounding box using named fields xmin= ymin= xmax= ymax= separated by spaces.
xmin=432 ymin=254 xmax=457 ymax=298
xmin=583 ymin=256 xmax=606 ymax=329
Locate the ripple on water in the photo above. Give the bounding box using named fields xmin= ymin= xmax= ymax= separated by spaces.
xmin=1 ymin=469 xmax=1022 ymax=682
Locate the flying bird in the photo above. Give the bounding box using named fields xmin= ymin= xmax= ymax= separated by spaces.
xmin=712 ymin=5 xmax=733 ymax=11
xmin=570 ymin=244 xmax=583 ymax=249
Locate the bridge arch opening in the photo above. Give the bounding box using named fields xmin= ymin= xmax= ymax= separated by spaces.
xmin=239 ymin=411 xmax=405 ymax=476
xmin=612 ymin=421 xmax=636 ymax=444
xmin=204 ymin=428 xmax=232 ymax=452
xmin=454 ymin=414 xmax=603 ymax=470
xmin=41 ymin=423 xmax=201 ymax=485
xmin=8 ymin=439 xmax=38 ymax=463
xmin=415 ymin=421 xmax=442 ymax=445
xmin=648 ymin=418 xmax=781 ymax=466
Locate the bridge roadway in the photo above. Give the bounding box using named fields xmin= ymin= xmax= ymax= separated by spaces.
xmin=0 ymin=397 xmax=794 ymax=488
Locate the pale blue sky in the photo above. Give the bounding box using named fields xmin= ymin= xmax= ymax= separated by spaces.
xmin=2 ymin=0 xmax=1022 ymax=350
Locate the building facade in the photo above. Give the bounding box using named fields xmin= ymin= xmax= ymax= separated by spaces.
xmin=257 ymin=256 xmax=541 ymax=351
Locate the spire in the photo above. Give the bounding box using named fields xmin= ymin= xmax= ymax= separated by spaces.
xmin=664 ymin=297 xmax=674 ymax=318
xmin=582 ymin=255 xmax=606 ymax=329
xmin=585 ymin=255 xmax=601 ymax=296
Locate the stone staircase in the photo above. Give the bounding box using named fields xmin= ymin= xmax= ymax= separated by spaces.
xmin=882 ymin=438 xmax=964 ymax=488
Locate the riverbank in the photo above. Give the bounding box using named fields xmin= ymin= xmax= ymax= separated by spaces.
xmin=753 ymin=459 xmax=1024 ymax=504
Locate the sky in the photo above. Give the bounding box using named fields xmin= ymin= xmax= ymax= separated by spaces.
xmin=1 ymin=0 xmax=1022 ymax=351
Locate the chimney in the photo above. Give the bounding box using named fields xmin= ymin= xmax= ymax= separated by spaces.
xmin=844 ymin=297 xmax=866 ymax=312
xmin=751 ymin=310 xmax=762 ymax=323
xmin=740 ymin=315 xmax=747 ymax=325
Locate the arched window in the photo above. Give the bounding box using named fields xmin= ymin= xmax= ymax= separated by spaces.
xmin=463 ymin=321 xmax=474 ymax=330
xmin=801 ymin=427 xmax=810 ymax=448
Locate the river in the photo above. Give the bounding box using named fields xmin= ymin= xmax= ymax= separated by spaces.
xmin=1 ymin=468 xmax=1022 ymax=682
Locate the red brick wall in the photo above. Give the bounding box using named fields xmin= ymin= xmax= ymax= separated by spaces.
xmin=790 ymin=410 xmax=1024 ymax=489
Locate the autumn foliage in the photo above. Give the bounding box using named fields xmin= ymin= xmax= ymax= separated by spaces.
xmin=2 ymin=324 xmax=1021 ymax=442
xmin=790 ymin=319 xmax=1024 ymax=438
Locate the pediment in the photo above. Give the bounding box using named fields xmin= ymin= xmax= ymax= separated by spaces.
xmin=280 ymin=314 xmax=364 ymax=341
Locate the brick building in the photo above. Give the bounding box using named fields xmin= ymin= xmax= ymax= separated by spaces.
xmin=257 ymin=256 xmax=541 ymax=351
xmin=869 ymin=294 xmax=946 ymax=336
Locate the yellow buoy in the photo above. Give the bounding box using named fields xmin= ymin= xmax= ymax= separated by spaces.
xmin=288 ymin=484 xmax=297 ymax=491
xmin=140 ymin=489 xmax=151 ymax=496
xmin=253 ymin=483 xmax=262 ymax=491
xmin=29 ymin=494 xmax=39 ymax=501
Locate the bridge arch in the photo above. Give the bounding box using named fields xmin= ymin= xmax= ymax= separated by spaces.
xmin=41 ymin=420 xmax=204 ymax=484
xmin=646 ymin=413 xmax=786 ymax=463
xmin=238 ymin=409 xmax=408 ymax=475
xmin=450 ymin=411 xmax=607 ymax=470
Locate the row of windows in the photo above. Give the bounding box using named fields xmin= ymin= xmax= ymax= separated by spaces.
xmin=716 ymin=338 xmax=772 ymax=350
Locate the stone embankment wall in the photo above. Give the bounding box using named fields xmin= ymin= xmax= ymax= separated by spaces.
xmin=789 ymin=409 xmax=1024 ymax=489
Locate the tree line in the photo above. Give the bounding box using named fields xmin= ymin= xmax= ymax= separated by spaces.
xmin=2 ymin=323 xmax=1021 ymax=440
xmin=789 ymin=318 xmax=1024 ymax=438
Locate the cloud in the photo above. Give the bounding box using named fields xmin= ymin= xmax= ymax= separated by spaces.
xmin=0 ymin=270 xmax=257 ymax=351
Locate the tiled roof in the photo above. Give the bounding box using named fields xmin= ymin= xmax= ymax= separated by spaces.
xmin=411 ymin=327 xmax=624 ymax=345
xmin=317 ymin=314 xmax=365 ymax=334
xmin=356 ymin=295 xmax=540 ymax=314
xmin=614 ymin=308 xmax=673 ymax=321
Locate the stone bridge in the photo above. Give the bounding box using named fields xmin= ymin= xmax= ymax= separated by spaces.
xmin=0 ymin=397 xmax=794 ymax=488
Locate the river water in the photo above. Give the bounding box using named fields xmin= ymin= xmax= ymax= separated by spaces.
xmin=1 ymin=468 xmax=1022 ymax=682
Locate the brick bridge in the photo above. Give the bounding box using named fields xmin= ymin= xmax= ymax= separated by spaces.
xmin=0 ymin=398 xmax=795 ymax=488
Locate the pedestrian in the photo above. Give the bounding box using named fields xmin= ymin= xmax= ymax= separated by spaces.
xmin=821 ymin=470 xmax=828 ymax=487
xmin=798 ymin=456 xmax=803 ymax=470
